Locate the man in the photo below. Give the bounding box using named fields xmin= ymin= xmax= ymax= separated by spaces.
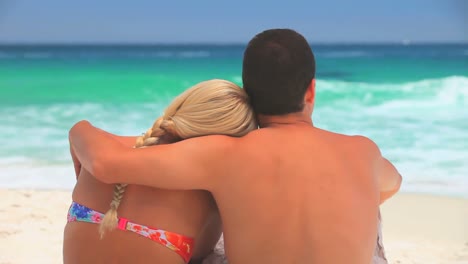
xmin=70 ymin=29 xmax=402 ymax=263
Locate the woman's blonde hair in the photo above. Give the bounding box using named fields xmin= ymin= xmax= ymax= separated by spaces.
xmin=98 ymin=79 xmax=258 ymax=238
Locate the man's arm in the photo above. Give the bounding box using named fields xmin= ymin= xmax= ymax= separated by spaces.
xmin=69 ymin=129 xmax=138 ymax=179
xmin=378 ymin=158 xmax=402 ymax=204
xmin=109 ymin=135 xmax=140 ymax=147
xmin=69 ymin=142 xmax=81 ymax=179
xmin=357 ymin=136 xmax=402 ymax=204
xmin=68 ymin=120 xmax=232 ymax=191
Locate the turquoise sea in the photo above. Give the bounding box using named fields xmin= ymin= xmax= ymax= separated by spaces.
xmin=0 ymin=44 xmax=467 ymax=197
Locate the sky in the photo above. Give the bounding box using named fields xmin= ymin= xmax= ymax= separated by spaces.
xmin=0 ymin=0 xmax=466 ymax=44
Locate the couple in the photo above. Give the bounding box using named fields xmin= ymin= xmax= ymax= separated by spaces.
xmin=66 ymin=29 xmax=401 ymax=264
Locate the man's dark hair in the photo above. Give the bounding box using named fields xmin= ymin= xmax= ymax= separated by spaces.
xmin=242 ymin=29 xmax=315 ymax=115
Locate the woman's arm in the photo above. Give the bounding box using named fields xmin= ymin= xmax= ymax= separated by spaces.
xmin=69 ymin=120 xmax=232 ymax=191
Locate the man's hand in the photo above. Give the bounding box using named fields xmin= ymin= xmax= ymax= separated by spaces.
xmin=70 ymin=141 xmax=82 ymax=179
xmin=69 ymin=121 xmax=92 ymax=179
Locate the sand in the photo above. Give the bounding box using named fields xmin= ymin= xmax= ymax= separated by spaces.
xmin=0 ymin=190 xmax=466 ymax=264
xmin=380 ymin=194 xmax=468 ymax=264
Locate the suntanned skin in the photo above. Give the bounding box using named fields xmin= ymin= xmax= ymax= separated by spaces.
xmin=64 ymin=135 xmax=222 ymax=264
xmin=70 ymin=81 xmax=402 ymax=264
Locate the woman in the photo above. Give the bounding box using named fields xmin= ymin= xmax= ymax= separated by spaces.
xmin=64 ymin=79 xmax=257 ymax=264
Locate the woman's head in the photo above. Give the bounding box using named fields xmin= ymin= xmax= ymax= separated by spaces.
xmin=136 ymin=79 xmax=258 ymax=147
xmin=99 ymin=79 xmax=257 ymax=238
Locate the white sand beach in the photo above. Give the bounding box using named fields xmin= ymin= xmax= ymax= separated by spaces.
xmin=380 ymin=194 xmax=468 ymax=264
xmin=0 ymin=189 xmax=466 ymax=264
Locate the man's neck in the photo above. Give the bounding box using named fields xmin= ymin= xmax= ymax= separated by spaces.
xmin=257 ymin=112 xmax=313 ymax=128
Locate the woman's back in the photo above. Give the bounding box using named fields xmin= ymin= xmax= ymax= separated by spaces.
xmin=63 ymin=169 xmax=221 ymax=264
xmin=65 ymin=79 xmax=257 ymax=263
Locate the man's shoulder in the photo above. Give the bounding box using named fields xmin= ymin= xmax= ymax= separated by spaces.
xmin=320 ymin=131 xmax=381 ymax=156
xmin=318 ymin=129 xmax=377 ymax=146
xmin=348 ymin=135 xmax=375 ymax=145
xmin=347 ymin=135 xmax=382 ymax=157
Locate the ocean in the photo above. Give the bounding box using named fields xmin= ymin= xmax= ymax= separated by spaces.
xmin=0 ymin=44 xmax=467 ymax=197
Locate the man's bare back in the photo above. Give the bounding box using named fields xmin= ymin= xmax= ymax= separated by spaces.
xmin=208 ymin=125 xmax=381 ymax=263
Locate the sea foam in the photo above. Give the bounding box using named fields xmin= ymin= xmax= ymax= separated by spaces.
xmin=1 ymin=76 xmax=467 ymax=197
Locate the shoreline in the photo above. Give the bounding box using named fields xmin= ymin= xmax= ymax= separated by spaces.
xmin=3 ymin=186 xmax=467 ymax=199
xmin=1 ymin=189 xmax=467 ymax=264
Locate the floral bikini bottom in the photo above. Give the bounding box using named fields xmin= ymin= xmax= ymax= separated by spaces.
xmin=67 ymin=202 xmax=194 ymax=263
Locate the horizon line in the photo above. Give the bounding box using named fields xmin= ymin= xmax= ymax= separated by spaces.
xmin=0 ymin=41 xmax=467 ymax=46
